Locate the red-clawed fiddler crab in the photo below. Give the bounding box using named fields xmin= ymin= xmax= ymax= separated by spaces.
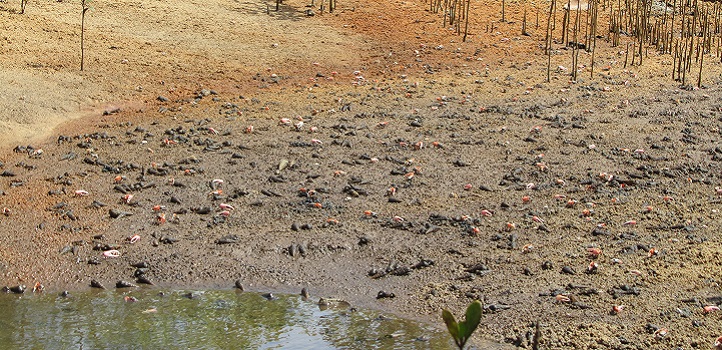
xmin=587 ymin=247 xmax=602 ymax=258
xmin=653 ymin=328 xmax=668 ymax=339
xmin=363 ymin=210 xmax=377 ymax=217
xmin=122 ymin=194 xmax=133 ymax=204
xmin=587 ymin=261 xmax=600 ymax=273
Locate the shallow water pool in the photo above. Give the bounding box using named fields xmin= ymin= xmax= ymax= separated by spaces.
xmin=0 ymin=289 xmax=453 ymax=349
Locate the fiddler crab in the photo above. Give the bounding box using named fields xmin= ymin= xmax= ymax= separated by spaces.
xmin=103 ymin=250 xmax=121 ymax=258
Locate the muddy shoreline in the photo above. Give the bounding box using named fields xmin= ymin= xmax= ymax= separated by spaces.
xmin=3 ymin=72 xmax=722 ymax=349
xmin=5 ymin=0 xmax=722 ymax=347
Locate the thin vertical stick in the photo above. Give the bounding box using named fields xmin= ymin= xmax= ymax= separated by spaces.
xmin=502 ymin=0 xmax=506 ymax=22
xmin=80 ymin=0 xmax=89 ymax=71
xmin=699 ymin=2 xmax=707 ymax=87
xmin=572 ymin=0 xmax=581 ymax=81
xmin=688 ymin=0 xmax=697 ymax=73
xmin=442 ymin=1 xmax=447 ymax=28
xmin=463 ymin=0 xmax=471 ymax=41
xmin=523 ymin=0 xmax=529 ymax=35
xmin=624 ymin=43 xmax=629 ymax=68
xmin=562 ymin=3 xmax=570 ymax=44
xmin=450 ymin=0 xmax=456 ymax=26
xmin=546 ymin=0 xmax=556 ymax=82
xmin=637 ymin=0 xmax=644 ymax=65
xmin=588 ymin=0 xmax=599 ymax=79
xmin=673 ymin=39 xmax=678 ymax=80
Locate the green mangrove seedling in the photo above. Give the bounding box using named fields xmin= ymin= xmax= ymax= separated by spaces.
xmin=442 ymin=300 xmax=482 ymax=350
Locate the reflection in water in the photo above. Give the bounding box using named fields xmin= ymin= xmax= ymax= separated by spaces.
xmin=0 ymin=290 xmax=452 ymax=349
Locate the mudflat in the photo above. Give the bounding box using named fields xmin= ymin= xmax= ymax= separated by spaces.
xmin=3 ymin=0 xmax=722 ymax=348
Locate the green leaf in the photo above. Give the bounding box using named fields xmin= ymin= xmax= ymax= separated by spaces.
xmin=442 ymin=309 xmax=462 ymax=347
xmin=461 ymin=300 xmax=482 ymax=340
xmin=458 ymin=321 xmax=468 ymax=347
xmin=443 ymin=302 xmax=482 ymax=349
xmin=442 ymin=309 xmax=460 ymax=339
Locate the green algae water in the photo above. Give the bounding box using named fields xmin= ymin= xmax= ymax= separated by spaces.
xmin=0 ymin=289 xmax=453 ymax=349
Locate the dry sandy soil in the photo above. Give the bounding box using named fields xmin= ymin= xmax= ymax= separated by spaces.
xmin=4 ymin=0 xmax=722 ymax=348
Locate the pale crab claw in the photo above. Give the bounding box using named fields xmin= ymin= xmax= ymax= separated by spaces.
xmin=555 ymin=294 xmax=571 ymax=303
xmin=128 ymin=234 xmax=141 ymax=244
xmin=74 ymin=190 xmax=89 ymax=197
xmin=704 ymin=305 xmax=721 ymax=313
xmin=103 ymin=250 xmax=121 ymax=258
xmin=219 ymin=203 xmax=235 ymax=211
xmin=715 ymin=335 xmax=722 ymax=348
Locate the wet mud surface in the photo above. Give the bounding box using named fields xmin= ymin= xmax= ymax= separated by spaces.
xmin=5 ymin=0 xmax=722 ymax=348
xmin=4 ymin=78 xmax=722 ymax=349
